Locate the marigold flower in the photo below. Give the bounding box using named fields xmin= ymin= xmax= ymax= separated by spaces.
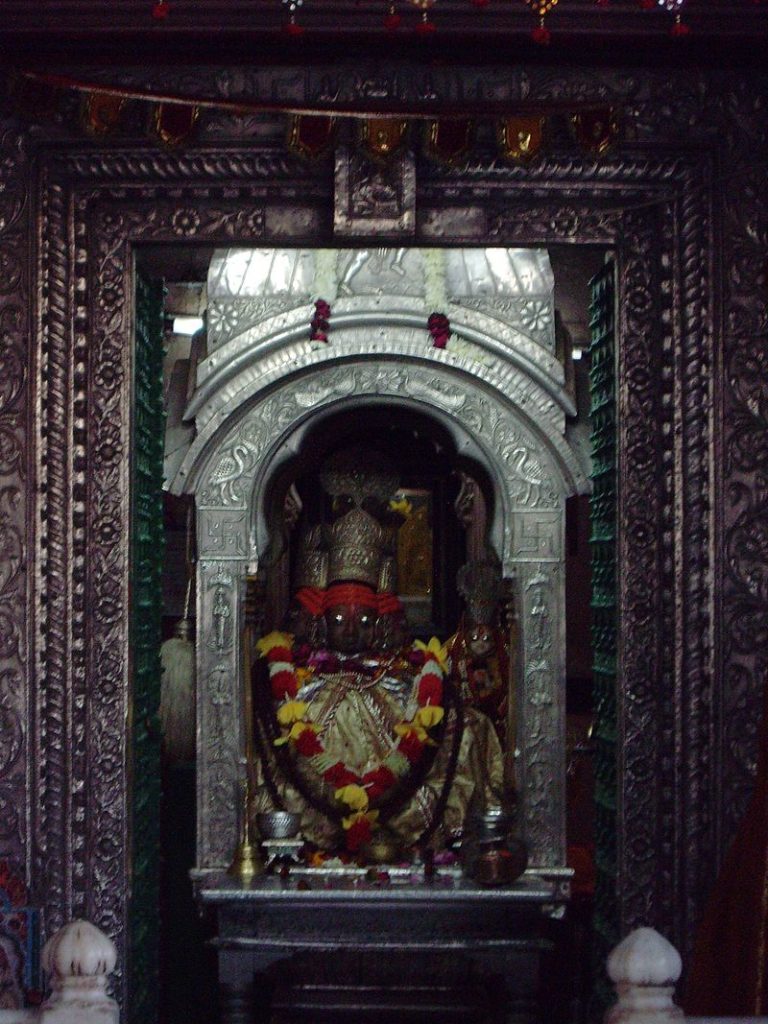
xmin=295 ymin=666 xmax=314 ymax=686
xmin=394 ymin=722 xmax=428 ymax=744
xmin=323 ymin=762 xmax=361 ymax=789
xmin=389 ymin=497 xmax=413 ymax=518
xmin=397 ymin=730 xmax=426 ymax=764
xmin=414 ymin=705 xmax=444 ymax=730
xmin=414 ymin=637 xmax=448 ymax=671
xmin=276 ymin=700 xmax=309 ymax=726
xmin=343 ymin=812 xmax=378 ymax=852
xmin=362 ymin=766 xmax=398 ymax=802
xmin=335 ymin=783 xmax=370 ymax=813
xmin=256 ymin=631 xmax=294 ymax=656
xmin=417 ymin=673 xmax=443 ymax=705
xmin=270 ymin=670 xmax=298 ymax=701
xmin=266 ymin=646 xmax=293 ymax=664
xmin=274 ymin=720 xmax=314 ymax=747
xmin=295 ymin=726 xmax=323 ymax=757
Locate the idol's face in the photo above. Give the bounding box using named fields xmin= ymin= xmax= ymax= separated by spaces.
xmin=325 ymin=602 xmax=376 ymax=654
xmin=467 ymin=623 xmax=494 ymax=661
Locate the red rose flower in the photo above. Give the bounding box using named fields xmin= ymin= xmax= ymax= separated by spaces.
xmin=323 ymin=762 xmax=361 ymax=789
xmin=270 ymin=670 xmax=298 ymax=700
xmin=398 ymin=731 xmax=425 ymax=765
xmin=345 ymin=817 xmax=373 ymax=852
xmin=418 ymin=672 xmax=443 ymax=705
xmin=362 ymin=766 xmax=398 ymax=802
xmin=295 ymin=728 xmax=323 ymax=757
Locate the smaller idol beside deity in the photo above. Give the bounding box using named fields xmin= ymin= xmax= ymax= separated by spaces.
xmin=250 ymin=449 xmax=504 ymax=859
xmin=450 ymin=556 xmax=513 ymax=750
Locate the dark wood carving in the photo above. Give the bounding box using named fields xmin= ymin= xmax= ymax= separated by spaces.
xmin=0 ymin=66 xmax=765 ymax=1014
xmin=0 ymin=125 xmax=28 ymax=879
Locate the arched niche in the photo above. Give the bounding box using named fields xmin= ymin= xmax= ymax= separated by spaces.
xmin=173 ymin=295 xmax=588 ymax=882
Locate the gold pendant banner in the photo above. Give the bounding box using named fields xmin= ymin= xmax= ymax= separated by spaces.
xmin=497 ymin=115 xmax=545 ymax=163
xmin=359 ymin=117 xmax=409 ymax=162
xmin=82 ymin=91 xmax=126 ymax=136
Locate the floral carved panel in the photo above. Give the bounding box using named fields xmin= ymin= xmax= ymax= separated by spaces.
xmin=0 ymin=124 xmax=29 ymax=879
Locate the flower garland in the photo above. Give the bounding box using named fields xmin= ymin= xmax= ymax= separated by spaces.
xmin=256 ymin=631 xmax=448 ymax=851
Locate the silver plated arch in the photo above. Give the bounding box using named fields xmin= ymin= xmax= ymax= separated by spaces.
xmin=177 ymin=295 xmax=588 ymax=871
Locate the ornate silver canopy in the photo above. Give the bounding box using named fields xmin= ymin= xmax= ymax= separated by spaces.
xmin=169 ymin=245 xmax=589 ymax=878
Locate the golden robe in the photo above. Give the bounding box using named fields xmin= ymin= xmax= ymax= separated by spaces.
xmin=252 ymin=658 xmax=504 ymax=851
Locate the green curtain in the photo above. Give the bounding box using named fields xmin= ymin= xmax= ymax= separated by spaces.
xmin=129 ymin=270 xmax=165 ymax=1024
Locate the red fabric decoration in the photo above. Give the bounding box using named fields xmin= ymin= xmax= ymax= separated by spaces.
xmin=684 ymin=679 xmax=768 ymax=1015
xmin=383 ymin=11 xmax=402 ymax=28
xmin=288 ymin=116 xmax=336 ymax=160
xmin=294 ymin=586 xmax=327 ymax=616
xmin=531 ymin=24 xmax=551 ymax=43
xmin=324 ymin=583 xmax=379 ymax=609
xmin=151 ymin=1 xmax=170 ymax=19
xmin=377 ymin=592 xmax=403 ymax=615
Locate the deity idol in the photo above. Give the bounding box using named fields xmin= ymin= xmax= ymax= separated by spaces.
xmin=250 ymin=449 xmax=504 ymax=856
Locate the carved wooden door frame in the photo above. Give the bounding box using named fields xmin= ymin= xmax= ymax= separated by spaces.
xmin=1 ymin=65 xmax=765 ymax=1012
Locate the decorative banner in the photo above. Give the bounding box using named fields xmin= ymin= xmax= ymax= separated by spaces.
xmin=524 ymin=0 xmax=559 ymax=42
xmin=287 ymin=115 xmax=336 ymax=159
xmin=570 ymin=107 xmax=619 ymax=155
xmin=151 ymin=102 xmax=199 ymax=147
xmin=424 ymin=118 xmax=474 ymax=166
xmin=359 ymin=117 xmax=409 ymax=162
xmin=497 ymin=115 xmax=545 ymax=162
xmin=82 ymin=91 xmax=126 ymax=136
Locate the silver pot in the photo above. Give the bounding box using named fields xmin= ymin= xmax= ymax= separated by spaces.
xmin=257 ymin=811 xmax=302 ymax=839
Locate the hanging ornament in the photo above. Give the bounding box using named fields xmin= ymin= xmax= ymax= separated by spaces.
xmin=359 ymin=117 xmax=409 ymax=161
xmin=151 ymin=102 xmax=200 ymax=147
xmin=282 ymin=0 xmax=305 ymax=35
xmin=287 ymin=115 xmax=336 ymax=159
xmin=497 ymin=115 xmax=545 ymax=163
xmin=570 ymin=107 xmax=620 ymax=155
xmin=657 ymin=0 xmax=690 ymax=34
xmin=159 ymin=511 xmax=196 ymax=766
xmin=524 ymin=0 xmax=558 ymax=44
xmin=383 ymin=2 xmax=402 ymax=29
xmin=410 ymin=0 xmax=437 ymax=33
xmin=82 ymin=92 xmax=126 ymax=136
xmin=151 ymin=0 xmax=170 ymax=19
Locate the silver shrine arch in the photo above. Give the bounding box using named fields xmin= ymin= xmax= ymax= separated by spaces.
xmin=167 ymin=246 xmax=590 ymax=881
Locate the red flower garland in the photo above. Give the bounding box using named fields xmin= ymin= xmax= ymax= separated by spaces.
xmin=257 ymin=631 xmax=446 ymax=851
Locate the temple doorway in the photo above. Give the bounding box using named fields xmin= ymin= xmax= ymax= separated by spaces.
xmin=146 ymin=243 xmax=608 ymax=1023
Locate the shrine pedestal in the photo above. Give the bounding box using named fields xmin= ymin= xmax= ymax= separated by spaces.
xmin=198 ymin=872 xmax=558 ymax=1023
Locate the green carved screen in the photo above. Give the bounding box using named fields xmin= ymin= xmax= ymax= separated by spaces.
xmin=588 ymin=259 xmax=618 ymax=1015
xmin=129 ymin=270 xmax=165 ymax=1024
